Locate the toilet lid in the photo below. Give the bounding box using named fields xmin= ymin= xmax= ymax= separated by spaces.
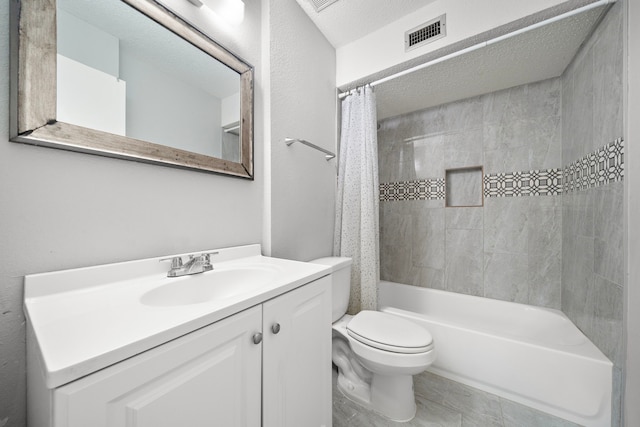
xmin=346 ymin=311 xmax=433 ymax=354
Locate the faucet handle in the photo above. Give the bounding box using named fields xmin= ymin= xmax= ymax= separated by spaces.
xmin=159 ymin=256 xmax=183 ymax=269
xmin=201 ymin=252 xmax=215 ymax=271
xmin=198 ymin=251 xmax=219 ymax=263
xmin=194 ymin=251 xmax=217 ymax=272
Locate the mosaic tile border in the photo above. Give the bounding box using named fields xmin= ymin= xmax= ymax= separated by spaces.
xmin=379 ymin=179 xmax=445 ymax=201
xmin=379 ymin=139 xmax=624 ymax=201
xmin=563 ymin=138 xmax=624 ymax=193
xmin=484 ymin=169 xmax=563 ymax=198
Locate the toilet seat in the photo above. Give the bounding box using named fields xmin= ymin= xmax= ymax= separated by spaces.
xmin=347 ymin=310 xmax=433 ymax=354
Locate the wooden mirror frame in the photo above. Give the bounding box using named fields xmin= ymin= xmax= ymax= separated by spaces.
xmin=10 ymin=0 xmax=254 ymax=179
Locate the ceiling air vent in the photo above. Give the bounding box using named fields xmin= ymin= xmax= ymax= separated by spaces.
xmin=405 ymin=15 xmax=446 ymax=51
xmin=308 ymin=0 xmax=340 ymax=13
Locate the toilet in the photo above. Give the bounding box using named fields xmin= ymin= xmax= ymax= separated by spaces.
xmin=312 ymin=257 xmax=435 ymax=422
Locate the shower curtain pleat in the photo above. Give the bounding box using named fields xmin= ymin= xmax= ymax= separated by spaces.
xmin=334 ymin=86 xmax=379 ymax=314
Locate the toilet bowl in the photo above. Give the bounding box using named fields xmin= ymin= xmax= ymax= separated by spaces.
xmin=311 ymin=257 xmax=436 ymax=422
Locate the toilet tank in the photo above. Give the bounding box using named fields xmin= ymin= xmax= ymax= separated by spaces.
xmin=310 ymin=257 xmax=352 ymax=322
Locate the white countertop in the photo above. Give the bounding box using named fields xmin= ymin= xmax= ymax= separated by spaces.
xmin=24 ymin=244 xmax=330 ymax=389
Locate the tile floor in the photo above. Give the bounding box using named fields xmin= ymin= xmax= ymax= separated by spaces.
xmin=332 ymin=368 xmax=582 ymax=427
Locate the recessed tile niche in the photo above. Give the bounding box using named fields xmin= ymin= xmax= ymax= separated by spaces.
xmin=445 ymin=166 xmax=483 ymax=207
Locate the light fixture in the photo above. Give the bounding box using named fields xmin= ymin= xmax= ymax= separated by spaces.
xmin=187 ymin=0 xmax=245 ymax=25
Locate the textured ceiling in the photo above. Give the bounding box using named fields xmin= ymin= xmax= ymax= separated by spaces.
xmin=295 ymin=0 xmax=608 ymax=121
xmin=374 ymin=5 xmax=607 ymax=120
xmin=293 ymin=0 xmax=436 ymax=48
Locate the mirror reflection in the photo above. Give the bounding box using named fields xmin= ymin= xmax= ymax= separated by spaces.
xmin=56 ymin=0 xmax=241 ymax=162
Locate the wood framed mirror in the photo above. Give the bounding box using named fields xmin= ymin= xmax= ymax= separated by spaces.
xmin=10 ymin=0 xmax=254 ymax=179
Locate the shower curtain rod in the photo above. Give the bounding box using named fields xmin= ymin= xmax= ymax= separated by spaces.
xmin=337 ymin=0 xmax=614 ymax=100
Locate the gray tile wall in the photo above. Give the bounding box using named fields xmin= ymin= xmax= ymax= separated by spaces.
xmin=374 ymin=4 xmax=625 ymax=427
xmin=378 ymin=77 xmax=564 ymax=309
xmin=560 ymin=2 xmax=624 ymax=426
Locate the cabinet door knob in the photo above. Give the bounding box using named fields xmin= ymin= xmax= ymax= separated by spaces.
xmin=252 ymin=332 xmax=263 ymax=344
xmin=271 ymin=323 xmax=281 ymax=334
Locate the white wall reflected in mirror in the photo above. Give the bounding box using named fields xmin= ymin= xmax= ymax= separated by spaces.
xmin=56 ymin=0 xmax=241 ymax=160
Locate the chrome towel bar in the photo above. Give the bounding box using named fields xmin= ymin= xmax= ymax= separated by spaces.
xmin=285 ymin=138 xmax=336 ymax=161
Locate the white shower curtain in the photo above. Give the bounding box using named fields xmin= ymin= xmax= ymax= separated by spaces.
xmin=334 ymin=85 xmax=379 ymax=314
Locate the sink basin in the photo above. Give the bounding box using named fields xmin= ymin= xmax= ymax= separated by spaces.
xmin=141 ymin=265 xmax=280 ymax=307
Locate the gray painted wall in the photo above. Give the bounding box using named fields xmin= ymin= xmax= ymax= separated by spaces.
xmin=1 ymin=0 xmax=339 ymax=424
xmin=0 ymin=1 xmax=266 ymax=425
xmin=378 ymin=77 xmax=563 ymax=309
xmin=268 ymin=0 xmax=336 ymax=262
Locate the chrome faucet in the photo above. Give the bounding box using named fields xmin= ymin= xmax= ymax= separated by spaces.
xmin=160 ymin=252 xmax=218 ymax=277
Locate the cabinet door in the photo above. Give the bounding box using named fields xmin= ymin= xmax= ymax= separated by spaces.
xmin=262 ymin=276 xmax=332 ymax=427
xmin=54 ymin=306 xmax=262 ymax=427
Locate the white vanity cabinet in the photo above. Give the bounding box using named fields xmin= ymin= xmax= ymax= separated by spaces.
xmin=53 ymin=306 xmax=262 ymax=427
xmin=263 ymin=275 xmax=332 ymax=426
xmin=44 ymin=276 xmax=331 ymax=427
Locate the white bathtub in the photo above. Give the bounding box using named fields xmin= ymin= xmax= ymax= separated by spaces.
xmin=378 ymin=280 xmax=613 ymax=427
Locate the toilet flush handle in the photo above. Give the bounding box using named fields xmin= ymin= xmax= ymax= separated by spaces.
xmin=271 ymin=323 xmax=281 ymax=334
